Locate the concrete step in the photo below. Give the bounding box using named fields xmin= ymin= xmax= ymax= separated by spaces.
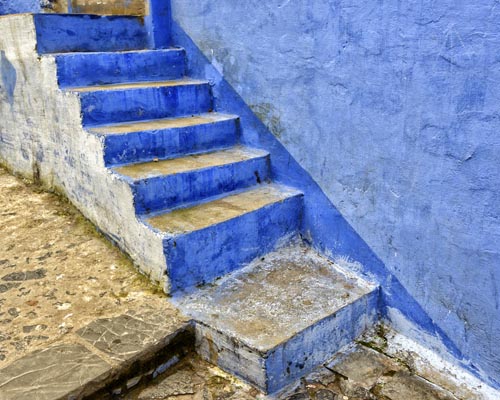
xmin=68 ymin=0 xmax=147 ymax=16
xmin=113 ymin=146 xmax=270 ymax=214
xmin=70 ymin=79 xmax=212 ymax=126
xmin=34 ymin=14 xmax=148 ymax=54
xmin=90 ymin=113 xmax=238 ymax=166
xmin=176 ymin=244 xmax=380 ymax=394
xmin=144 ymin=184 xmax=303 ymax=293
xmin=56 ymin=49 xmax=186 ymax=88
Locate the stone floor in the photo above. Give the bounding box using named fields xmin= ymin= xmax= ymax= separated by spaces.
xmin=0 ymin=166 xmax=496 ymax=400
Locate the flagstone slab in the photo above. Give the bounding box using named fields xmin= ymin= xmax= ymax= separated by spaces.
xmin=0 ymin=343 xmax=111 ymax=400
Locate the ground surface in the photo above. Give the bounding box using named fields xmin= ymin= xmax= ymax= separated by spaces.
xmin=0 ymin=166 xmax=185 ymax=367
xmin=0 ymin=167 xmax=490 ymax=400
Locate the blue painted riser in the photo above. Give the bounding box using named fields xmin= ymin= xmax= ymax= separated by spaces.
xmin=56 ymin=49 xmax=187 ymax=88
xmin=100 ymin=117 xmax=238 ymax=167
xmin=34 ymin=14 xmax=148 ymax=54
xmin=78 ymin=83 xmax=212 ymax=126
xmin=163 ymin=193 xmax=304 ymax=292
xmin=266 ymin=291 xmax=378 ymax=392
xmin=124 ymin=155 xmax=270 ymax=214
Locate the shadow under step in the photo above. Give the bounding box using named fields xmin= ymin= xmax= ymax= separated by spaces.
xmin=144 ymin=184 xmax=304 ymax=293
xmin=55 ymin=48 xmax=187 ymax=88
xmin=70 ymin=79 xmax=211 ymax=126
xmin=175 ymin=244 xmax=380 ymax=394
xmin=90 ymin=113 xmax=238 ymax=166
xmin=113 ymin=146 xmax=270 ymax=214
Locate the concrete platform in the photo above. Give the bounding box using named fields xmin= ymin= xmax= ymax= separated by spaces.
xmin=175 ymin=243 xmax=380 ymax=393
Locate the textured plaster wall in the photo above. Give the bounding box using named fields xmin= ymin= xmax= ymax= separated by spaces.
xmin=171 ymin=0 xmax=500 ymax=384
xmin=0 ymin=15 xmax=167 ymax=288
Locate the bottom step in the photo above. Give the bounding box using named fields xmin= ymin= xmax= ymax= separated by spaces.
xmin=175 ymin=244 xmax=380 ymax=394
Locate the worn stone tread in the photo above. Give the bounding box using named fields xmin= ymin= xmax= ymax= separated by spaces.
xmin=176 ymin=244 xmax=377 ymax=351
xmin=89 ymin=112 xmax=237 ymax=135
xmin=68 ymin=78 xmax=207 ymax=92
xmin=145 ymin=184 xmax=302 ymax=235
xmin=113 ymin=146 xmax=267 ymax=181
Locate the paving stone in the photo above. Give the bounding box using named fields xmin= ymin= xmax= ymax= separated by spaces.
xmin=1 ymin=269 xmax=47 ymax=281
xmin=76 ymin=311 xmax=187 ymax=362
xmin=375 ymin=371 xmax=458 ymax=400
xmin=327 ymin=345 xmax=403 ymax=389
xmin=137 ymin=369 xmax=200 ymax=399
xmin=0 ymin=343 xmax=111 ymax=400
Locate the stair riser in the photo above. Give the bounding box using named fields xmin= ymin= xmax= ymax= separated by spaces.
xmin=129 ymin=156 xmax=270 ymax=214
xmin=164 ymin=194 xmax=304 ymax=292
xmin=34 ymin=14 xmax=148 ymax=54
xmin=79 ymin=84 xmax=212 ymax=126
xmin=56 ymin=50 xmax=186 ymax=88
xmin=102 ymin=118 xmax=238 ymax=167
xmin=196 ymin=289 xmax=379 ymax=393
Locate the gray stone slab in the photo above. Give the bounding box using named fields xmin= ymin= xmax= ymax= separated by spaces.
xmin=0 ymin=343 xmax=111 ymax=400
xmin=376 ymin=371 xmax=458 ymax=400
xmin=76 ymin=311 xmax=187 ymax=362
xmin=326 ymin=345 xmax=403 ymax=389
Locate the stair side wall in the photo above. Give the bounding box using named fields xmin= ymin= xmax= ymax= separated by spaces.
xmin=0 ymin=14 xmax=168 ymax=289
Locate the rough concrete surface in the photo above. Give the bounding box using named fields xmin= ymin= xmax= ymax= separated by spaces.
xmin=0 ymin=166 xmax=186 ymax=368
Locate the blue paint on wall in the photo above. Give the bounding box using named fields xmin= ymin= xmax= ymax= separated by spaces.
xmin=0 ymin=51 xmax=17 ymax=106
xmin=170 ymin=0 xmax=500 ymax=387
xmin=0 ymin=0 xmax=41 ymax=14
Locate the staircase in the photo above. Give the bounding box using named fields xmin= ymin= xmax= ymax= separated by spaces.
xmin=29 ymin=11 xmax=380 ymax=394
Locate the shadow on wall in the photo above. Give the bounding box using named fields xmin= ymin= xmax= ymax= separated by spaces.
xmin=170 ymin=21 xmax=499 ymax=389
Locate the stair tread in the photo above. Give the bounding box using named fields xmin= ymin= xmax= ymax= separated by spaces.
xmin=146 ymin=184 xmax=302 ymax=235
xmin=69 ymin=78 xmax=206 ymax=92
xmin=90 ymin=113 xmax=238 ymax=135
xmin=176 ymin=244 xmax=377 ymax=352
xmin=114 ymin=146 xmax=268 ymax=180
xmin=53 ymin=48 xmax=183 ymax=56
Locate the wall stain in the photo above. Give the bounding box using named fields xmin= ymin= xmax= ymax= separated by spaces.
xmin=0 ymin=51 xmax=17 ymax=107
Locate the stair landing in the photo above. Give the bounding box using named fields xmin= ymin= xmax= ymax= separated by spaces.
xmin=175 ymin=243 xmax=379 ymax=393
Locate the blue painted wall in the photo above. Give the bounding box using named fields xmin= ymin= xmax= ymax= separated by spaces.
xmin=0 ymin=0 xmax=41 ymax=14
xmin=170 ymin=0 xmax=500 ymax=385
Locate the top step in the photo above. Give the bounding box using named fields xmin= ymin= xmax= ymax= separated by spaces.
xmin=34 ymin=14 xmax=148 ymax=54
